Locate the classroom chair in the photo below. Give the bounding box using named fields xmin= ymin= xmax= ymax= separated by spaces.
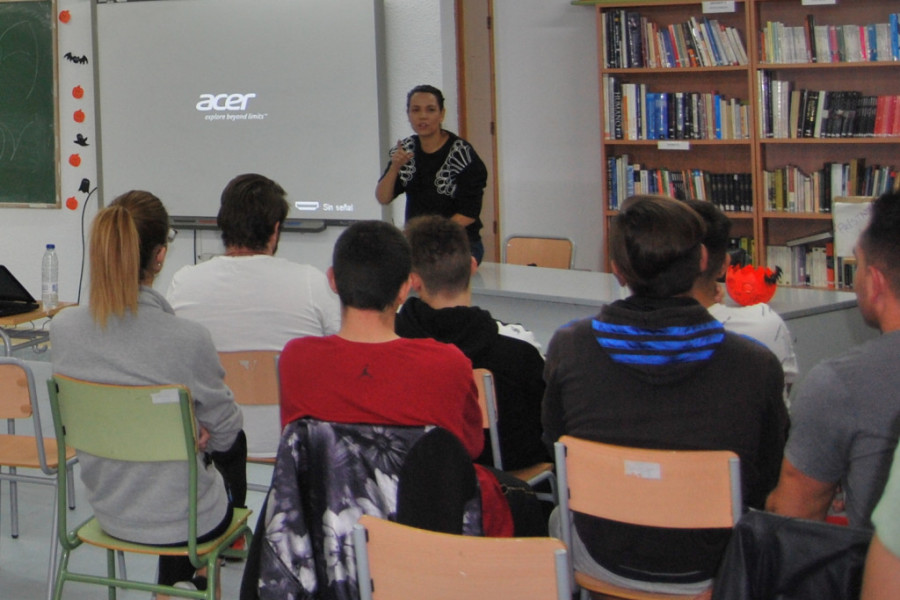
xmin=0 ymin=357 xmax=78 ymax=600
xmin=504 ymin=235 xmax=574 ymax=269
xmin=217 ymin=350 xmax=280 ymax=493
xmin=554 ymin=436 xmax=742 ymax=600
xmin=473 ymin=368 xmax=556 ymax=503
xmin=353 ymin=514 xmax=571 ymax=600
xmin=47 ymin=374 xmax=252 ymax=600
xmin=245 ymin=418 xmax=483 ymax=599
xmin=711 ymin=509 xmax=872 ymax=600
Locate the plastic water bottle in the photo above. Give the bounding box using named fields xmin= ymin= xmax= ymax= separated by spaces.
xmin=41 ymin=244 xmax=59 ymax=311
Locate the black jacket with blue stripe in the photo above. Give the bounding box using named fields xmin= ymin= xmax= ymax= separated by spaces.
xmin=542 ymin=295 xmax=788 ymax=583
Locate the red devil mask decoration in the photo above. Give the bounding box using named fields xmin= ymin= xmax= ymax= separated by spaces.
xmin=725 ymin=264 xmax=782 ymax=306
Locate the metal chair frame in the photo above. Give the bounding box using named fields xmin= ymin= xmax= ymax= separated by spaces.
xmin=47 ymin=374 xmax=252 ymax=600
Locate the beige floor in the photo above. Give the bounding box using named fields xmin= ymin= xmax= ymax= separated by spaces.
xmin=0 ymin=458 xmax=270 ymax=600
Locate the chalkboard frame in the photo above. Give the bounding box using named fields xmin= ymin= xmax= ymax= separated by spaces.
xmin=0 ymin=0 xmax=59 ymax=208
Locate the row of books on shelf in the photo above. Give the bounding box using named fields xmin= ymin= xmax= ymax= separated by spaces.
xmin=607 ymin=155 xmax=752 ymax=213
xmin=766 ymin=244 xmax=830 ymax=288
xmin=758 ymin=76 xmax=900 ymax=138
xmin=758 ymin=15 xmax=900 ymax=65
xmin=603 ymin=76 xmax=751 ymax=141
xmin=763 ymin=159 xmax=900 ymax=213
xmin=766 ymin=243 xmax=856 ymax=289
xmin=601 ymin=9 xmax=748 ymax=69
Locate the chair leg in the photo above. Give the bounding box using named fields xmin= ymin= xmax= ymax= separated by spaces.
xmin=52 ymin=548 xmax=70 ymax=600
xmin=117 ymin=550 xmax=127 ymax=579
xmin=206 ymin=556 xmax=220 ymax=600
xmin=66 ymin=464 xmax=77 ymax=510
xmin=9 ymin=467 xmax=18 ymax=538
xmin=46 ymin=492 xmax=60 ymax=600
xmin=106 ymin=548 xmax=117 ymax=600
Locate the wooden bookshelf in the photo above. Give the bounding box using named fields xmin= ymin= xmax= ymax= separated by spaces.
xmin=575 ymin=0 xmax=900 ymax=288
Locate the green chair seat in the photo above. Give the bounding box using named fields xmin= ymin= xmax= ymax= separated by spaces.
xmin=76 ymin=508 xmax=251 ymax=556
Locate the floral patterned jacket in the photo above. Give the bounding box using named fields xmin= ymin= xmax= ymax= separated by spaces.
xmin=254 ymin=419 xmax=482 ymax=600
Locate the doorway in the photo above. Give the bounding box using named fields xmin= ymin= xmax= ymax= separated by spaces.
xmin=456 ymin=0 xmax=499 ymax=262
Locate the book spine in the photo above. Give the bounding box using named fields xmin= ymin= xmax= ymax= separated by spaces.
xmin=874 ymin=94 xmax=889 ymax=136
xmin=802 ymin=90 xmax=819 ymax=138
xmin=868 ymin=23 xmax=878 ymax=61
xmin=645 ymin=92 xmax=657 ymax=141
xmin=805 ymin=14 xmax=816 ymax=63
xmin=814 ymin=90 xmax=829 ymax=138
xmin=607 ymin=156 xmax=617 ymax=209
xmin=825 ymin=242 xmax=835 ymax=288
xmin=625 ymin=11 xmax=642 ymax=68
xmin=612 ymin=10 xmax=623 ymax=68
xmin=893 ymin=94 xmax=900 ymax=136
xmin=667 ymin=24 xmax=683 ymax=67
xmin=612 ymin=77 xmax=623 ymax=140
xmin=891 ymin=13 xmax=900 ymax=62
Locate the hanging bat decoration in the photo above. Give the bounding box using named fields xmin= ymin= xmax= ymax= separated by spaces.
xmin=64 ymin=52 xmax=89 ymax=65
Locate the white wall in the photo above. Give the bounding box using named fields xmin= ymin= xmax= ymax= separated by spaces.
xmin=0 ymin=0 xmax=604 ymax=303
xmin=493 ymin=2 xmax=604 ymax=271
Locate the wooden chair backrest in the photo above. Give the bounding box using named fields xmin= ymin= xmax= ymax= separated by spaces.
xmin=218 ymin=350 xmax=280 ymax=407
xmin=354 ymin=515 xmax=570 ymax=600
xmin=0 ymin=359 xmax=34 ymax=420
xmin=505 ymin=236 xmax=573 ymax=269
xmin=556 ymin=435 xmax=742 ymax=529
xmin=49 ymin=374 xmax=194 ymax=463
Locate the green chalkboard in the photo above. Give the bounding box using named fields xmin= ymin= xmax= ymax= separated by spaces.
xmin=0 ymin=0 xmax=57 ymax=206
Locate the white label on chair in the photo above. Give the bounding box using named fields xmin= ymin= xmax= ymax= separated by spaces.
xmin=151 ymin=389 xmax=180 ymax=404
xmin=624 ymin=460 xmax=662 ymax=480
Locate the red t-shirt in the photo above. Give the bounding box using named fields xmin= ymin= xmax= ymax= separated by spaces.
xmin=279 ymin=335 xmax=512 ymax=536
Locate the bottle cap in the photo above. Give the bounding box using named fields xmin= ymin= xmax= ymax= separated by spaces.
xmin=46 ymin=244 xmax=55 ymax=250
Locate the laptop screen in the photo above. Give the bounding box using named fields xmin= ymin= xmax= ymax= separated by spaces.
xmin=0 ymin=266 xmax=38 ymax=303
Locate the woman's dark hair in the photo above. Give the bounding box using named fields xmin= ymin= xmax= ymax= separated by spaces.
xmin=406 ymin=84 xmax=445 ymax=111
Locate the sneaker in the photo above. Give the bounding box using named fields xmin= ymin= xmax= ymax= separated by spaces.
xmin=230 ymin=537 xmax=246 ymax=552
xmin=173 ymin=575 xmax=208 ymax=591
xmin=223 ymin=536 xmax=247 ymax=563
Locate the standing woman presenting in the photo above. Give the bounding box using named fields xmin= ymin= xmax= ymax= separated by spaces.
xmin=376 ymin=84 xmax=489 ymax=263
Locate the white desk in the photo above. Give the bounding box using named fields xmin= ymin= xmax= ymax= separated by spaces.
xmin=0 ymin=303 xmax=72 ymax=357
xmin=471 ymin=262 xmax=877 ymax=385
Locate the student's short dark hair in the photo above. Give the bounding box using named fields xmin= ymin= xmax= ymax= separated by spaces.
xmin=332 ymin=220 xmax=411 ymax=311
xmin=405 ymin=216 xmax=471 ymax=295
xmin=858 ymin=191 xmax=900 ymax=296
xmin=609 ymin=195 xmax=706 ymax=298
xmin=406 ymin=84 xmax=445 ymax=111
xmin=682 ymin=199 xmax=732 ymax=281
xmin=217 ymin=173 xmax=288 ymax=251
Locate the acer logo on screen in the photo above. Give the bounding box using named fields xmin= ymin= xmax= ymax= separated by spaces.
xmin=196 ymin=93 xmax=257 ymax=111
